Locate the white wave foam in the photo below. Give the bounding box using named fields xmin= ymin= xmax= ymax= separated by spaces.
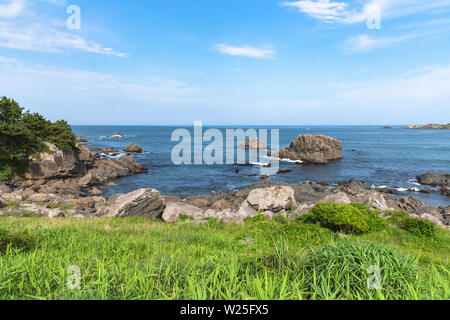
xmin=250 ymin=162 xmax=270 ymax=167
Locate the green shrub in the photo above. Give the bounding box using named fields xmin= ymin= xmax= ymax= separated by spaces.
xmin=300 ymin=242 xmax=419 ymax=300
xmin=0 ymin=96 xmax=77 ymax=180
xmin=351 ymin=203 xmax=388 ymax=232
xmin=386 ymin=211 xmax=437 ymax=238
xmin=402 ymin=218 xmax=436 ymax=238
xmin=301 ymin=202 xmax=370 ymax=234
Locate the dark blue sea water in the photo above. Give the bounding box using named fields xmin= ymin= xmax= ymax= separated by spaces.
xmin=72 ymin=126 xmax=450 ymax=207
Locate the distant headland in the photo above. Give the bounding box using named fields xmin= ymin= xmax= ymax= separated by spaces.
xmin=404 ymin=123 xmax=450 ymax=130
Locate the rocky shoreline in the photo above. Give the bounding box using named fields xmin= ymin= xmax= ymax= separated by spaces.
xmin=1 ymin=140 xmax=449 ymax=227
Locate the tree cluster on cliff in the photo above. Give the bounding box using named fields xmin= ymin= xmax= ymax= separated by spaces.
xmin=0 ymin=96 xmax=77 ymax=180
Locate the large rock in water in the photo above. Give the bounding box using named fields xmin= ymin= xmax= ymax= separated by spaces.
xmin=90 ymin=156 xmax=147 ymax=180
xmin=277 ymin=134 xmax=343 ymax=164
xmin=417 ymin=172 xmax=450 ymax=187
xmin=101 ymin=188 xmax=164 ymax=218
xmin=123 ymin=142 xmax=144 ymax=153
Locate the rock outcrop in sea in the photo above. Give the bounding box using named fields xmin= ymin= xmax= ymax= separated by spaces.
xmin=417 ymin=172 xmax=450 ymax=197
xmin=277 ymin=134 xmax=343 ymax=165
xmin=123 ymin=142 xmax=144 ymax=154
xmin=405 ymin=124 xmax=450 ymax=130
xmin=239 ymin=139 xmax=268 ymax=150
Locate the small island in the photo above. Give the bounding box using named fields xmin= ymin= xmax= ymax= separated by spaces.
xmin=404 ymin=123 xmax=450 ymax=130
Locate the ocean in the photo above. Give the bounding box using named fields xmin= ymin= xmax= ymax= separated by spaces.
xmin=72 ymin=125 xmax=450 ymax=207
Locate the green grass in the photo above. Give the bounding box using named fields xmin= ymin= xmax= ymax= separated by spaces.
xmin=0 ymin=216 xmax=448 ymax=300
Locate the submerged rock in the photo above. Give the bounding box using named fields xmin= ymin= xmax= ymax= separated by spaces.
xmin=277 ymin=134 xmax=343 ymax=165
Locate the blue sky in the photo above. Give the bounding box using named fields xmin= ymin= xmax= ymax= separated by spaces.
xmin=0 ymin=0 xmax=449 ymax=125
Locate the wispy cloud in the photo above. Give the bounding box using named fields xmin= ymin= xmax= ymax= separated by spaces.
xmin=0 ymin=55 xmax=202 ymax=103
xmin=0 ymin=0 xmax=127 ymax=57
xmin=213 ymin=44 xmax=275 ymax=59
xmin=0 ymin=22 xmax=128 ymax=57
xmin=0 ymin=0 xmax=26 ymax=18
xmin=281 ymin=0 xmax=450 ymax=24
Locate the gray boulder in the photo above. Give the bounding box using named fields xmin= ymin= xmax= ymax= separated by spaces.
xmin=162 ymin=202 xmax=205 ymax=223
xmin=101 ymin=188 xmax=164 ymax=218
xmin=246 ymin=185 xmax=296 ymax=213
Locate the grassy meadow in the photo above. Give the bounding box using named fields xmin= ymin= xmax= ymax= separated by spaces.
xmin=0 ymin=214 xmax=449 ymax=300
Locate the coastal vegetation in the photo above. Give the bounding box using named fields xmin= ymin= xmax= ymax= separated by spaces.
xmin=0 ymin=96 xmax=77 ymax=180
xmin=0 ymin=208 xmax=448 ymax=300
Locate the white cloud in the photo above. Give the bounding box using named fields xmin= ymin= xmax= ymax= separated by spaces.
xmin=0 ymin=22 xmax=128 ymax=57
xmin=0 ymin=0 xmax=127 ymax=57
xmin=0 ymin=56 xmax=200 ymax=102
xmin=213 ymin=44 xmax=275 ymax=59
xmin=281 ymin=0 xmax=450 ymax=24
xmin=0 ymin=0 xmax=26 ymax=18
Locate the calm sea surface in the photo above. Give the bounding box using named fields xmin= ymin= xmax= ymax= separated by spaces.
xmin=72 ymin=126 xmax=450 ymax=207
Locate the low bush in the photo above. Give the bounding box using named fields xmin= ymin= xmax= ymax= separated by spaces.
xmin=300 ymin=203 xmax=371 ymax=234
xmin=402 ymin=217 xmax=437 ymax=238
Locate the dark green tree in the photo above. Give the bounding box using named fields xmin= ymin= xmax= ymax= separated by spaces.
xmin=0 ymin=97 xmax=77 ymax=180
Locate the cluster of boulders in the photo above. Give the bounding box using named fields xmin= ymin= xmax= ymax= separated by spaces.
xmin=276 ymin=134 xmax=343 ymax=165
xmin=417 ymin=172 xmax=450 ymax=197
xmin=0 ymin=142 xmax=147 ymax=215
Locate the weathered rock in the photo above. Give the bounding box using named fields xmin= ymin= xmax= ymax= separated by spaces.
xmin=278 ymin=134 xmax=343 ymax=165
xmin=162 ymin=195 xmax=183 ymax=204
xmin=90 ymin=156 xmax=147 ymax=181
xmin=332 ymin=179 xmax=389 ymax=210
xmin=48 ymin=209 xmax=66 ymax=219
xmin=26 ymin=142 xmax=86 ymax=181
xmin=236 ymin=201 xmax=258 ymax=220
xmin=417 ymin=172 xmax=450 ymax=187
xmin=67 ymin=197 xmax=106 ymax=214
xmin=238 ymin=139 xmax=268 ymax=150
xmin=28 ymin=193 xmax=64 ymax=205
xmin=246 ymin=186 xmax=296 ymax=213
xmin=78 ymin=172 xmax=105 ymax=188
xmin=0 ymin=184 xmax=12 ymax=195
xmin=0 ymin=201 xmax=6 ymax=209
xmin=111 ymin=132 xmax=124 ymax=137
xmin=320 ymin=191 xmax=351 ymax=204
xmin=441 ymin=186 xmax=450 ymax=197
xmin=102 ymin=148 xmax=118 ymax=153
xmin=162 ymin=202 xmax=205 ymax=223
xmin=212 ymin=199 xmax=232 ymax=210
xmin=289 ymin=203 xmax=315 ymax=219
xmin=101 ymin=189 xmax=164 ymax=218
xmin=186 ymin=198 xmax=211 ymax=209
xmin=123 ymin=142 xmax=144 ymax=154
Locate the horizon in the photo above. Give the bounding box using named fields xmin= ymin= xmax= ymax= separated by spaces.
xmin=1 ymin=0 xmax=450 ymax=125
